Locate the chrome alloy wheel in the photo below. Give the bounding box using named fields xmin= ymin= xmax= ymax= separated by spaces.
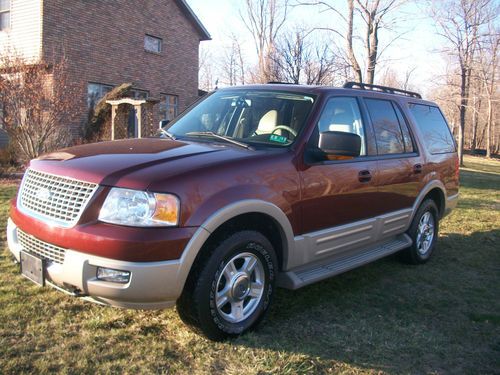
xmin=215 ymin=252 xmax=265 ymax=324
xmin=416 ymin=211 xmax=435 ymax=255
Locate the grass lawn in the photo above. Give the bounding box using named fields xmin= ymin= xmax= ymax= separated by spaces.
xmin=1 ymin=155 xmax=499 ymax=374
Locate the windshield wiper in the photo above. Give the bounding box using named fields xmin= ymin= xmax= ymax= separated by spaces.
xmin=185 ymin=131 xmax=253 ymax=150
xmin=157 ymin=128 xmax=177 ymax=140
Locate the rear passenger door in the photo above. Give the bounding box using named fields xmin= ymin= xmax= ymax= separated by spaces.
xmin=363 ymin=98 xmax=423 ymax=222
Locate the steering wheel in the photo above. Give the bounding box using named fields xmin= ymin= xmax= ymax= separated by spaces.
xmin=271 ymin=125 xmax=297 ymax=137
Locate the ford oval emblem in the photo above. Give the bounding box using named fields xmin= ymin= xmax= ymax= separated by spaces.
xmin=36 ymin=187 xmax=53 ymax=202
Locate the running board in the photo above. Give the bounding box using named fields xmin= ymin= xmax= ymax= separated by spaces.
xmin=277 ymin=234 xmax=412 ymax=290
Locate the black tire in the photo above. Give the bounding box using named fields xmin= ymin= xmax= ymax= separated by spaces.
xmin=401 ymin=199 xmax=439 ymax=264
xmin=176 ymin=230 xmax=277 ymax=341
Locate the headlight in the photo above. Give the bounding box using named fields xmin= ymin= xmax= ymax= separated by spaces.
xmin=98 ymin=187 xmax=179 ymax=226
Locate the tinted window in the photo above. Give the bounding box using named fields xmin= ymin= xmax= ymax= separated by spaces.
xmin=365 ymin=99 xmax=404 ymax=154
xmin=409 ymin=104 xmax=455 ymax=154
xmin=167 ymin=90 xmax=315 ymax=147
xmin=317 ymin=97 xmax=366 ymax=155
xmin=393 ymin=104 xmax=415 ymax=153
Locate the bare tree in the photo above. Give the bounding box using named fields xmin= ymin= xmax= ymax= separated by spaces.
xmin=300 ymin=0 xmax=406 ymax=84
xmin=380 ymin=66 xmax=416 ymax=90
xmin=273 ymin=28 xmax=311 ymax=84
xmin=477 ymin=21 xmax=499 ymax=158
xmin=0 ymin=54 xmax=82 ymax=162
xmin=220 ymin=34 xmax=247 ymax=86
xmin=241 ymin=0 xmax=290 ymax=83
xmin=199 ymin=46 xmax=216 ymax=91
xmin=432 ymin=0 xmax=494 ymax=165
xmin=304 ymin=45 xmax=341 ymax=84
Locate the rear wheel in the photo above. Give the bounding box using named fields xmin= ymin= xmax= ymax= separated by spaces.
xmin=401 ymin=199 xmax=439 ymax=264
xmin=176 ymin=230 xmax=277 ymax=341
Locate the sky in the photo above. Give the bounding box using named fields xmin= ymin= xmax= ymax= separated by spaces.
xmin=186 ymin=0 xmax=448 ymax=97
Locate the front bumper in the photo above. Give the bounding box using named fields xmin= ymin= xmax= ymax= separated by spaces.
xmin=7 ymin=218 xmax=185 ymax=309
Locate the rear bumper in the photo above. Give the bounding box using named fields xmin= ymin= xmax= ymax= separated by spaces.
xmin=7 ymin=218 xmax=186 ymax=309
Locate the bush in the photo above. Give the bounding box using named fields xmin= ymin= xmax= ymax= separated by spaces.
xmin=0 ymin=54 xmax=83 ymax=163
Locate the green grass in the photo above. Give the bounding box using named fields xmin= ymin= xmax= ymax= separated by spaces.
xmin=1 ymin=155 xmax=499 ymax=374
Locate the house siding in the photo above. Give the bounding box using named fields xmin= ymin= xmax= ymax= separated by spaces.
xmin=41 ymin=0 xmax=202 ymax=137
xmin=0 ymin=0 xmax=42 ymax=62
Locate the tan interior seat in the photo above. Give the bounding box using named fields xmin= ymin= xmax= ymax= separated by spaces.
xmin=255 ymin=110 xmax=277 ymax=134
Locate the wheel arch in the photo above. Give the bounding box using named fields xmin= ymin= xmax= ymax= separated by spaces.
xmin=175 ymin=200 xmax=295 ymax=296
xmin=411 ymin=180 xmax=446 ymax=221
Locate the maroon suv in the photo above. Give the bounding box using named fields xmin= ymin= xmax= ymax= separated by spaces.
xmin=7 ymin=82 xmax=459 ymax=340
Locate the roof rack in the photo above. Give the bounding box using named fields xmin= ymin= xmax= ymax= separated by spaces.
xmin=343 ymin=81 xmax=422 ymax=99
xmin=267 ymin=81 xmax=294 ymax=85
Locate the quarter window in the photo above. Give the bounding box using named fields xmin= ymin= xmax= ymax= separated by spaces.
xmin=365 ymin=99 xmax=405 ymax=155
xmin=159 ymin=94 xmax=179 ymax=121
xmin=408 ymin=103 xmax=455 ymax=154
xmin=144 ymin=35 xmax=162 ymax=54
xmin=317 ymin=97 xmax=366 ymax=156
xmin=0 ymin=0 xmax=10 ymax=31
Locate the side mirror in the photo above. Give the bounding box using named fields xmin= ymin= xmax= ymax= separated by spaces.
xmin=159 ymin=119 xmax=170 ymax=128
xmin=318 ymin=131 xmax=361 ymax=158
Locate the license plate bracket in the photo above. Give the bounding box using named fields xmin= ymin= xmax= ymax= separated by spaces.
xmin=20 ymin=251 xmax=45 ymax=286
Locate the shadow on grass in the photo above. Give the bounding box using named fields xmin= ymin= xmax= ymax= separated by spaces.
xmin=234 ymin=228 xmax=500 ymax=374
xmin=459 ymin=169 xmax=499 ymax=190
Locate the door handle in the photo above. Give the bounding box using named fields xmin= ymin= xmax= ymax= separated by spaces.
xmin=413 ymin=164 xmax=423 ymax=174
xmin=358 ymin=170 xmax=372 ymax=183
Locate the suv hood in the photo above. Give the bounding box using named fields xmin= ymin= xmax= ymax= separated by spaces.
xmin=30 ymin=138 xmax=249 ymax=189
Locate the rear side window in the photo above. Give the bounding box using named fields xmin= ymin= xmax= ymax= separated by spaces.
xmin=408 ymin=104 xmax=456 ymax=154
xmin=365 ymin=99 xmax=405 ymax=155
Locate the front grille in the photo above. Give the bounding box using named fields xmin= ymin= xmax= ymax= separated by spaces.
xmin=19 ymin=169 xmax=98 ymax=227
xmin=17 ymin=229 xmax=66 ymax=264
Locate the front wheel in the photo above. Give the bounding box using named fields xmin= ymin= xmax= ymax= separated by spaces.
xmin=401 ymin=199 xmax=439 ymax=264
xmin=176 ymin=230 xmax=277 ymax=341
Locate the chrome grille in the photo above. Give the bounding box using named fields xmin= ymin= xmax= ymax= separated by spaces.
xmin=19 ymin=169 xmax=98 ymax=227
xmin=17 ymin=229 xmax=66 ymax=264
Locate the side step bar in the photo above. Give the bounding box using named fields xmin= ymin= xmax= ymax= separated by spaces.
xmin=277 ymin=234 xmax=412 ymax=290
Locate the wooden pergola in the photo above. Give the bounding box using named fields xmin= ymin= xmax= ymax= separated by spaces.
xmin=106 ymin=98 xmax=159 ymax=140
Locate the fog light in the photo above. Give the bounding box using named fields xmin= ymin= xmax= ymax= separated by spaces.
xmin=96 ymin=267 xmax=130 ymax=283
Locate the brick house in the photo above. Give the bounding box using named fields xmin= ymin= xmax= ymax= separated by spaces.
xmin=0 ymin=0 xmax=210 ymax=145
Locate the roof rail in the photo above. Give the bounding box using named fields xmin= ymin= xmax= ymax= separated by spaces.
xmin=343 ymin=81 xmax=422 ymax=99
xmin=267 ymin=81 xmax=294 ymax=85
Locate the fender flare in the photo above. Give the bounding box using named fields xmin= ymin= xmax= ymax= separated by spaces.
xmin=174 ymin=199 xmax=295 ymax=293
xmin=410 ymin=180 xmax=446 ymax=222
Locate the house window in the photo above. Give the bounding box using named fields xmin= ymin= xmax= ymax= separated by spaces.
xmin=87 ymin=82 xmax=113 ymax=108
xmin=144 ymin=34 xmax=162 ymax=54
xmin=159 ymin=94 xmax=178 ymax=121
xmin=130 ymin=89 xmax=149 ymax=99
xmin=0 ymin=0 xmax=10 ymax=31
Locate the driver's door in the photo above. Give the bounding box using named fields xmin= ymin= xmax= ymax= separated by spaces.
xmin=299 ymin=96 xmax=380 ymax=262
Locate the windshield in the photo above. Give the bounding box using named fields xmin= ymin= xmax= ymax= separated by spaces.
xmin=165 ymin=89 xmax=316 ymax=147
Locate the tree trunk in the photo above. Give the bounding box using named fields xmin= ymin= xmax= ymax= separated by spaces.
xmin=470 ymin=96 xmax=478 ymax=151
xmin=347 ymin=0 xmax=362 ymax=83
xmin=486 ymin=98 xmax=492 ymax=158
xmin=458 ymin=69 xmax=467 ymax=166
xmin=366 ymin=21 xmax=378 ymax=85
